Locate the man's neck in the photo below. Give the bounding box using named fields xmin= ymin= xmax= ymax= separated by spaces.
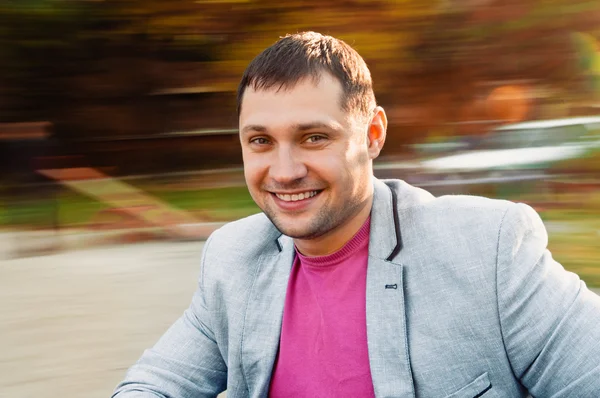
xmin=294 ymin=196 xmax=373 ymax=257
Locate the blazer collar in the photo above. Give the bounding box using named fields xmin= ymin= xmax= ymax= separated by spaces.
xmin=370 ymin=177 xmax=403 ymax=261
xmin=240 ymin=243 xmax=295 ymax=397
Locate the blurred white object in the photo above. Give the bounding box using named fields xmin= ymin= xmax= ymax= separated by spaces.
xmin=421 ymin=116 xmax=600 ymax=176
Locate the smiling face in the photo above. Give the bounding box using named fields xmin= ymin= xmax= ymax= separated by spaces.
xmin=239 ymin=72 xmax=386 ymax=255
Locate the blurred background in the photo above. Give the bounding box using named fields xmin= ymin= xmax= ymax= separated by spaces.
xmin=0 ymin=1 xmax=599 ymax=397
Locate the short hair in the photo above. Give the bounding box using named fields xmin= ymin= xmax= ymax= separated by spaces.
xmin=237 ymin=31 xmax=376 ymax=119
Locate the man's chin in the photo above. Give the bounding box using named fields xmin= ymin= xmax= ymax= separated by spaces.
xmin=277 ymin=228 xmax=321 ymax=240
xmin=269 ymin=218 xmax=321 ymax=240
xmin=262 ymin=206 xmax=328 ymax=239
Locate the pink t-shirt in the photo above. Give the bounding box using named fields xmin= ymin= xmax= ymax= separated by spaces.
xmin=269 ymin=217 xmax=375 ymax=397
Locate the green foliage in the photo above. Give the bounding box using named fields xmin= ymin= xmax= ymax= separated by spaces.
xmin=571 ymin=32 xmax=600 ymax=96
xmin=571 ymin=32 xmax=600 ymax=72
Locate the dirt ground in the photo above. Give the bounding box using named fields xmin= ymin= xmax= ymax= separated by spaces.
xmin=1 ymin=239 xmax=598 ymax=398
xmin=0 ymin=240 xmax=210 ymax=398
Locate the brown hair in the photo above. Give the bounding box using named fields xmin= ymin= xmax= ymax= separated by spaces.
xmin=237 ymin=32 xmax=376 ymax=118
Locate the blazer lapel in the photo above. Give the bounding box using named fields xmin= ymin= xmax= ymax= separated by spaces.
xmin=240 ymin=235 xmax=295 ymax=398
xmin=367 ymin=179 xmax=415 ymax=397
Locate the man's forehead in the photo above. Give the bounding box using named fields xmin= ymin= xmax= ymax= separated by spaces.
xmin=240 ymin=76 xmax=347 ymax=125
xmin=243 ymin=73 xmax=341 ymax=100
xmin=239 ymin=108 xmax=350 ymax=133
xmin=247 ymin=70 xmax=339 ymax=92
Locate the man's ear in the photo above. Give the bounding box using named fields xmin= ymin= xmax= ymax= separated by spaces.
xmin=367 ymin=106 xmax=387 ymax=160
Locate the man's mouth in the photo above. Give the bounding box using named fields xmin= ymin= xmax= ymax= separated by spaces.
xmin=273 ymin=190 xmax=319 ymax=202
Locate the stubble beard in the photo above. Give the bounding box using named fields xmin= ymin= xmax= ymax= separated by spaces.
xmin=262 ymin=191 xmax=367 ymax=240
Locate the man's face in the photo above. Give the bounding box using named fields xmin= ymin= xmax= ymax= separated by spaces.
xmin=239 ymin=73 xmax=378 ymax=240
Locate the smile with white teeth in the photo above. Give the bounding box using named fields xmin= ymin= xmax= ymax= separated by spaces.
xmin=275 ymin=190 xmax=318 ymax=202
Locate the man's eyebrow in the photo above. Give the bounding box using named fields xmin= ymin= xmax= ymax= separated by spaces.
xmin=240 ymin=121 xmax=343 ymax=136
xmin=240 ymin=125 xmax=267 ymax=136
xmin=293 ymin=121 xmax=343 ymax=132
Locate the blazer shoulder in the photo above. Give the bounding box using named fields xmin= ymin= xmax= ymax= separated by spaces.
xmin=204 ymin=212 xmax=280 ymax=259
xmin=425 ymin=194 xmax=547 ymax=231
xmin=383 ymin=177 xmax=513 ymax=216
xmin=428 ymin=193 xmax=512 ymax=213
xmin=397 ymin=189 xmax=521 ymax=249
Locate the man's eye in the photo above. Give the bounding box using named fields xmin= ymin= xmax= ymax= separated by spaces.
xmin=250 ymin=137 xmax=269 ymax=145
xmin=306 ymin=135 xmax=326 ymax=143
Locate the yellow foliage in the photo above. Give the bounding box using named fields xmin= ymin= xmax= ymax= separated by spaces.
xmin=386 ymin=0 xmax=444 ymax=19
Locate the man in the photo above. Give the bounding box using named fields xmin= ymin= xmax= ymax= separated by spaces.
xmin=113 ymin=32 xmax=600 ymax=397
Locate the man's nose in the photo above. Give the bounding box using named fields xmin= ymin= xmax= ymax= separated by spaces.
xmin=269 ymin=148 xmax=308 ymax=184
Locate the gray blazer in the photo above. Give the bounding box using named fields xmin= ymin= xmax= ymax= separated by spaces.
xmin=113 ymin=178 xmax=600 ymax=398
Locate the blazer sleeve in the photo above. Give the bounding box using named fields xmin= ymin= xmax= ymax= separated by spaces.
xmin=496 ymin=202 xmax=600 ymax=397
xmin=112 ymin=235 xmax=228 ymax=398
